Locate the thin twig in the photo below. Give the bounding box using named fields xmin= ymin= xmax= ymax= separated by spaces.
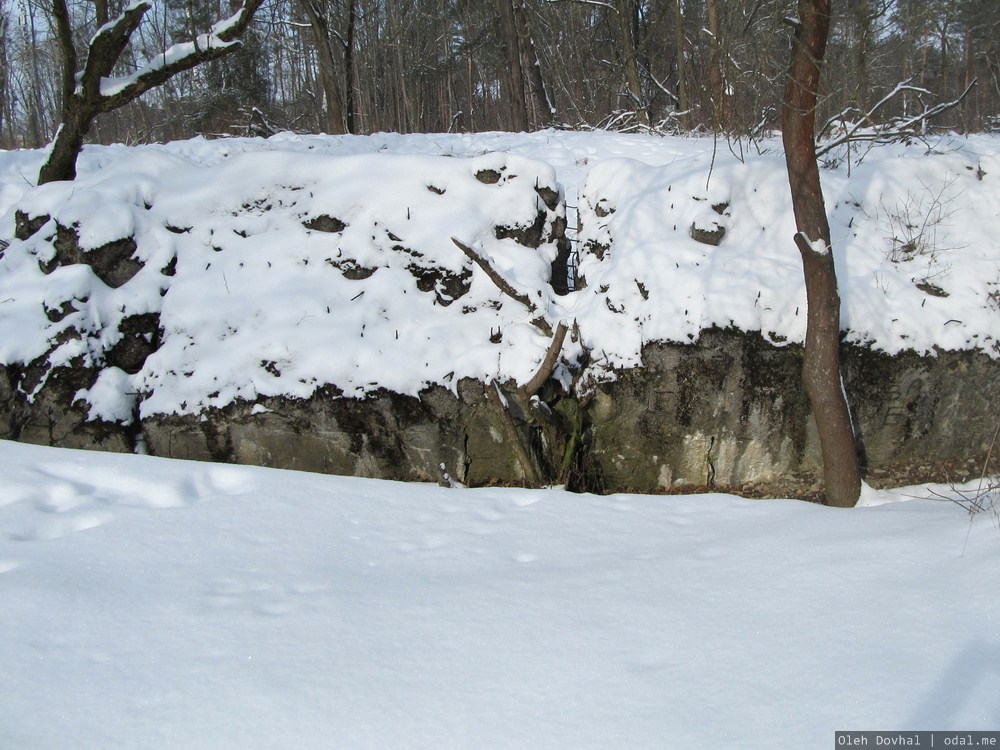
xmin=816 ymin=79 xmax=976 ymax=158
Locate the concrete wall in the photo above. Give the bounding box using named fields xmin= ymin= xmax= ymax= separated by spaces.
xmin=5 ymin=328 xmax=996 ymax=498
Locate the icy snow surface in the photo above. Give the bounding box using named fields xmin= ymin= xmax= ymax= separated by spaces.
xmin=1 ymin=439 xmax=998 ymax=748
xmin=1 ymin=130 xmax=999 ymax=420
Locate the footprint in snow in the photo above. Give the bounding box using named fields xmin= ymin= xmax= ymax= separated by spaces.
xmin=33 ymin=483 xmax=90 ymax=514
xmin=206 ymin=577 xmax=325 ymax=616
xmin=10 ymin=511 xmax=114 ymax=541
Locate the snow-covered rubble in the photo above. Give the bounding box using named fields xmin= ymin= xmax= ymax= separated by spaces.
xmin=1 ymin=130 xmax=998 ymax=427
xmin=571 ymin=141 xmax=1000 ymax=379
xmin=1 ymin=146 xmax=569 ymax=419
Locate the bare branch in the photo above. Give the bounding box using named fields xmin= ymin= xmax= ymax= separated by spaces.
xmin=521 ymin=321 xmax=568 ymax=398
xmin=543 ymin=0 xmax=617 ymax=11
xmin=80 ymin=1 xmax=153 ymax=102
xmin=451 ymin=236 xmax=553 ymax=336
xmin=816 ymin=79 xmax=977 ymax=158
xmin=97 ymin=0 xmax=265 ymax=113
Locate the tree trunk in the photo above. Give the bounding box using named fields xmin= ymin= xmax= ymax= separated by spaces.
xmin=705 ymin=0 xmax=728 ymax=129
xmin=848 ymin=0 xmax=871 ymax=111
xmin=781 ymin=0 xmax=862 ymax=508
xmin=512 ymin=0 xmax=554 ymax=127
xmin=300 ymin=0 xmax=347 ymax=134
xmin=345 ymin=0 xmax=357 ymax=134
xmin=500 ymin=0 xmax=529 ymax=131
xmin=673 ymin=0 xmax=688 ymax=121
xmin=615 ymin=0 xmax=648 ymax=126
xmin=38 ymin=106 xmax=95 ymax=183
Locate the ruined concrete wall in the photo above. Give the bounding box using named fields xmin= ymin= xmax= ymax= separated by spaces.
xmin=0 ymin=361 xmax=133 ymax=453
xmin=586 ymin=330 xmax=999 ymax=496
xmin=845 ymin=344 xmax=999 ymax=487
xmin=141 ymin=380 xmax=528 ymax=486
xmin=3 ymin=327 xmax=996 ymax=496
xmin=585 ymin=330 xmax=814 ymax=495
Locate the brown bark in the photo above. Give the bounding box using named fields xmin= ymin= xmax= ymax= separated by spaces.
xmin=299 ymin=0 xmax=347 ymax=135
xmin=705 ymin=0 xmax=728 ymax=129
xmin=345 ymin=0 xmax=357 ymax=134
xmin=499 ymin=0 xmax=529 ymax=131
xmin=512 ymin=0 xmax=554 ymax=127
xmin=673 ymin=0 xmax=688 ymax=120
xmin=781 ymin=0 xmax=862 ymax=507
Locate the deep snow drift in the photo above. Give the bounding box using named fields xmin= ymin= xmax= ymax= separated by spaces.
xmin=1 ymin=130 xmax=998 ymax=424
xmin=1 ymin=438 xmax=998 ymax=749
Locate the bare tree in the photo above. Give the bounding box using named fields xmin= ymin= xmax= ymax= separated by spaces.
xmin=614 ymin=0 xmax=648 ymax=126
xmin=298 ymin=0 xmax=347 ymax=134
xmin=39 ymin=0 xmax=264 ymax=184
xmin=781 ymin=0 xmax=862 ymax=507
xmin=512 ymin=0 xmax=555 ymax=127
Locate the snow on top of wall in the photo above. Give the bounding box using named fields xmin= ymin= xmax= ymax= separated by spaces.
xmin=1 ymin=130 xmax=999 ymax=421
xmin=0 ymin=147 xmax=568 ymax=417
xmin=571 ymin=139 xmax=1000 ymax=378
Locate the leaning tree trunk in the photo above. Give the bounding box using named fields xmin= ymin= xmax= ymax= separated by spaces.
xmin=38 ymin=108 xmax=95 ymax=184
xmin=781 ymin=0 xmax=862 ymax=507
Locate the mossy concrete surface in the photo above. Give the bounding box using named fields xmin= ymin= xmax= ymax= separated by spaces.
xmin=3 ymin=330 xmax=997 ymax=497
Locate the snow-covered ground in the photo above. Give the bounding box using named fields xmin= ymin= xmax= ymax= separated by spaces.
xmin=1 ymin=438 xmax=997 ymax=749
xmin=2 ymin=131 xmax=999 ymax=746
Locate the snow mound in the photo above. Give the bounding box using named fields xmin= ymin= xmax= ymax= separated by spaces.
xmin=1 ymin=148 xmax=569 ymax=417
xmin=571 ymin=139 xmax=1000 ymax=379
xmin=2 ymin=131 xmax=999 ymax=422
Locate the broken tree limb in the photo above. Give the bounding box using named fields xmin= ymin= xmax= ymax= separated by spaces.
xmin=485 ymin=381 xmax=541 ymax=485
xmin=520 ymin=321 xmax=569 ymax=398
xmin=450 ymin=236 xmax=553 ymax=336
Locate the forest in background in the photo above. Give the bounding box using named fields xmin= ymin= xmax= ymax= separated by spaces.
xmin=0 ymin=0 xmax=998 ymax=150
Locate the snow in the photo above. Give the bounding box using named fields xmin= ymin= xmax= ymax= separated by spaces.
xmin=1 ymin=438 xmax=997 ymax=748
xmin=800 ymin=232 xmax=831 ymax=255
xmin=1 ymin=130 xmax=999 ymax=421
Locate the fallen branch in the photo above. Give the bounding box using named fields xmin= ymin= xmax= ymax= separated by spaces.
xmin=451 ymin=236 xmax=552 ymax=336
xmin=485 ymin=382 xmax=541 ymax=485
xmin=520 ymin=321 xmax=568 ymax=398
